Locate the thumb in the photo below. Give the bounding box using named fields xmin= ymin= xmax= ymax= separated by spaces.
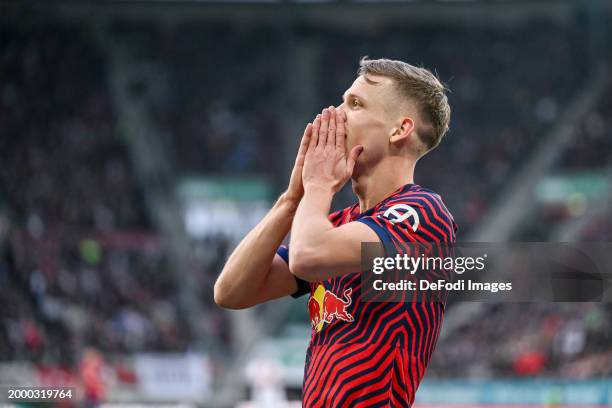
xmin=347 ymin=145 xmax=364 ymax=175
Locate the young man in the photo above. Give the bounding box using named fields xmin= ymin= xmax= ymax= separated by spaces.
xmin=215 ymin=58 xmax=457 ymax=406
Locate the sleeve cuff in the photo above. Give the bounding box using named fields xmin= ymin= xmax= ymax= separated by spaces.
xmin=277 ymin=245 xmax=289 ymax=264
xmin=356 ymin=217 xmax=396 ymax=258
xmin=277 ymin=245 xmax=310 ymax=299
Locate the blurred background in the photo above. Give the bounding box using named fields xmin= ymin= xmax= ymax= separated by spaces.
xmin=1 ymin=0 xmax=611 ymax=406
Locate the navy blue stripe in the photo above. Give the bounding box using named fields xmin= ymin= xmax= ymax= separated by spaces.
xmin=329 ymin=346 xmax=393 ymax=403
xmin=306 ymin=341 xmax=372 ymax=405
xmin=349 ymin=381 xmax=391 ymax=406
xmin=335 ymin=358 xmax=394 ymax=406
xmin=402 ymin=194 xmax=454 ymax=238
xmin=356 ymin=217 xmax=397 ymax=257
xmin=386 ymin=192 xmax=454 ymax=234
xmin=277 ymin=246 xmax=310 ymax=299
xmin=276 ymin=245 xmax=289 ymax=263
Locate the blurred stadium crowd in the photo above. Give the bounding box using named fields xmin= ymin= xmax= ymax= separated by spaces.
xmin=0 ymin=2 xmax=610 ymax=398
xmin=430 ymin=303 xmax=612 ymax=379
xmin=316 ymin=21 xmax=589 ymax=227
xmin=520 ymin=79 xmax=612 ymax=240
xmin=0 ymin=24 xmax=199 ymax=392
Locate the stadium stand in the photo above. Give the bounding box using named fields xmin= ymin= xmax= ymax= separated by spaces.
xmin=0 ymin=23 xmax=196 ymax=367
xmin=0 ymin=3 xmax=610 ymax=405
xmin=517 ymin=70 xmax=612 ymax=241
xmin=428 ymin=71 xmax=612 ymax=380
xmin=152 ymin=20 xmax=589 ymax=232
xmin=429 ymin=302 xmax=612 ymax=379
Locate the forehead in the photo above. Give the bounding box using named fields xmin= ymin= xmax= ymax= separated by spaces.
xmin=345 ymin=74 xmax=395 ymax=99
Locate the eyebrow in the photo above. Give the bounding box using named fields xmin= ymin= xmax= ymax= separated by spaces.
xmin=342 ymin=92 xmax=367 ymax=103
xmin=363 ymin=75 xmax=381 ymax=86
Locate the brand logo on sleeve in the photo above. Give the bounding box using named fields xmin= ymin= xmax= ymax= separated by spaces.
xmin=382 ymin=204 xmax=420 ymax=232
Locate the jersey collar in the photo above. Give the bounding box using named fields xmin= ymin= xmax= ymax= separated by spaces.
xmin=353 ymin=183 xmax=416 ymax=219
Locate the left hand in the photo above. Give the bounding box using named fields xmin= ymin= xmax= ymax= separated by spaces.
xmin=302 ymin=106 xmax=364 ymax=193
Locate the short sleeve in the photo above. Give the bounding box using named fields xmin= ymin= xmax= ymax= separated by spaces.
xmin=356 ymin=191 xmax=457 ymax=255
xmin=356 ymin=216 xmax=399 ymax=257
xmin=277 ymin=245 xmax=310 ymax=299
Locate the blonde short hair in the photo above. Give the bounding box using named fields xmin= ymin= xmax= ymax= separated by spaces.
xmin=358 ymin=57 xmax=451 ymax=152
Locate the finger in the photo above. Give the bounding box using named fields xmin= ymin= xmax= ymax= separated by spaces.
xmin=328 ymin=107 xmax=337 ymax=148
xmin=318 ymin=108 xmax=330 ymax=147
xmin=347 ymin=145 xmax=364 ymax=175
xmin=295 ymin=123 xmax=312 ymax=163
xmin=336 ymin=110 xmax=346 ymax=150
xmin=309 ymin=114 xmax=321 ymax=152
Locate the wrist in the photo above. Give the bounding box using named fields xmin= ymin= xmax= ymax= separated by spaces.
xmin=277 ymin=192 xmax=300 ymax=213
xmin=303 ymin=183 xmax=335 ymax=196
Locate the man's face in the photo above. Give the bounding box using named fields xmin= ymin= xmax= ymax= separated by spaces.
xmin=337 ymin=75 xmax=400 ymax=170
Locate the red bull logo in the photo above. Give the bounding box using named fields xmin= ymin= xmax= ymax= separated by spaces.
xmin=308 ymin=284 xmax=354 ymax=332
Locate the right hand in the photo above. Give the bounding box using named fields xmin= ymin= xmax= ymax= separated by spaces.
xmin=302 ymin=107 xmax=363 ymax=194
xmin=283 ymin=119 xmax=317 ymax=206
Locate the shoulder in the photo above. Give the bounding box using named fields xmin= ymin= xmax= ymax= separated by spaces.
xmin=375 ymin=185 xmax=458 ymax=242
xmin=391 ymin=186 xmax=453 ymax=216
xmin=328 ymin=203 xmax=359 ymax=226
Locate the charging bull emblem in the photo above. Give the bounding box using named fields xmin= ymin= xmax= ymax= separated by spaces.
xmin=308 ymin=285 xmax=354 ymax=332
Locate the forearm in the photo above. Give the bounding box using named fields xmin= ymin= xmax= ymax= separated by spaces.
xmin=215 ymin=194 xmax=297 ymax=303
xmin=289 ymin=186 xmax=335 ymax=277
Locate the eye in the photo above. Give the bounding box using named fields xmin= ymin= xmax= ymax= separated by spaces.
xmin=350 ymin=98 xmax=361 ymax=108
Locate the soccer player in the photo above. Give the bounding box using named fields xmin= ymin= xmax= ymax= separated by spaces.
xmin=214 ymin=58 xmax=457 ymax=407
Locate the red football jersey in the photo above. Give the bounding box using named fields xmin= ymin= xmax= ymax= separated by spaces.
xmin=278 ymin=183 xmax=458 ymax=407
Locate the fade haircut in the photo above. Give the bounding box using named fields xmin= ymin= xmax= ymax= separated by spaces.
xmin=358 ymin=57 xmax=451 ymax=153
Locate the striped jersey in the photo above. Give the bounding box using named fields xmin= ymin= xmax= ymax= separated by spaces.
xmin=278 ymin=183 xmax=458 ymax=407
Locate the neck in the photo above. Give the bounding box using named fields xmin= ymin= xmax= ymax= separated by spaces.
xmin=352 ymin=156 xmax=416 ymax=211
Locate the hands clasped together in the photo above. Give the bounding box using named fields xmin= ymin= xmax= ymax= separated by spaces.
xmin=286 ymin=106 xmax=364 ymax=203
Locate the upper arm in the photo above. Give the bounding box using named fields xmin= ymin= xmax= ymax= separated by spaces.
xmin=290 ymin=221 xmax=383 ymax=282
xmin=290 ymin=192 xmax=458 ymax=283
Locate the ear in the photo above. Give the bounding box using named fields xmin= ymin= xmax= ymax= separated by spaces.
xmin=389 ymin=117 xmax=415 ymax=144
